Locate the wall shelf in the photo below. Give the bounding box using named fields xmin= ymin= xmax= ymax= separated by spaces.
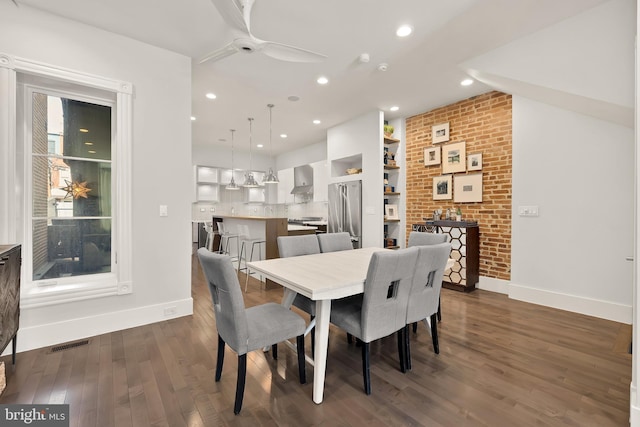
xmin=384 ymin=136 xmax=400 ymax=144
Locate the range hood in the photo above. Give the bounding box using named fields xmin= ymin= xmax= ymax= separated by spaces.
xmin=290 ymin=164 xmax=314 ymax=194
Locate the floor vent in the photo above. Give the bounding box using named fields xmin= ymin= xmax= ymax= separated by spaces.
xmin=50 ymin=339 xmax=90 ymax=353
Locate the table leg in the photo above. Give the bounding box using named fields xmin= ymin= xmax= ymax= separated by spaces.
xmin=313 ymin=299 xmax=331 ymax=404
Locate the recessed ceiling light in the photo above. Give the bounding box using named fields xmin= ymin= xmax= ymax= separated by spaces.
xmin=205 ymin=93 xmax=217 ymax=99
xmin=79 ymin=128 xmax=89 ymax=133
xmin=390 ymin=106 xmax=399 ymax=112
xmin=396 ymin=25 xmax=413 ymax=37
xmin=316 ymin=76 xmax=329 ymax=85
xmin=460 ymin=78 xmax=474 ymax=86
xmin=84 ymin=142 xmax=94 ymax=146
xmin=313 ymin=119 xmax=321 ymax=125
xmin=280 ymin=134 xmax=287 ymax=138
xmin=257 ymin=144 xmax=264 ymax=148
xmin=88 ymin=150 xmax=96 ymax=154
xmin=190 ymin=116 xmax=196 ymax=121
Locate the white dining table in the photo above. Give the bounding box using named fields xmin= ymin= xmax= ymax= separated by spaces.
xmin=248 ymin=246 xmax=455 ymax=404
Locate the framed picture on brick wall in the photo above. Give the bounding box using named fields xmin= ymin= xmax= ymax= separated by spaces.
xmin=424 ymin=146 xmax=441 ymax=166
xmin=454 ymin=173 xmax=483 ymax=203
xmin=442 ymin=141 xmax=466 ymax=174
xmin=432 ymin=122 xmax=450 ymax=143
xmin=468 ymin=153 xmax=482 ymax=171
xmin=433 ymin=175 xmax=452 ymax=200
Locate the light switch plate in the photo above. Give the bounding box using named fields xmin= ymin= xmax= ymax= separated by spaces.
xmin=365 ymin=206 xmax=375 ymax=215
xmin=159 ymin=205 xmax=168 ymax=217
xmin=518 ymin=205 xmax=539 ymax=217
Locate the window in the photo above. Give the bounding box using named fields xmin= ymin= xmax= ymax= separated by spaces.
xmin=0 ymin=53 xmax=133 ymax=307
xmin=29 ymin=90 xmax=113 ymax=282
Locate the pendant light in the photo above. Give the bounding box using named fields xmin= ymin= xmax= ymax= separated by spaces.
xmin=262 ymin=104 xmax=279 ymax=184
xmin=242 ymin=117 xmax=259 ymax=188
xmin=226 ymin=129 xmax=240 ymax=190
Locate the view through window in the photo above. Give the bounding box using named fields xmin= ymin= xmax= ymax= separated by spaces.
xmin=31 ymin=92 xmax=113 ymax=281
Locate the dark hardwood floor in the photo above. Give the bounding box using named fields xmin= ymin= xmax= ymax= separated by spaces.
xmin=0 ymin=255 xmax=632 ymax=426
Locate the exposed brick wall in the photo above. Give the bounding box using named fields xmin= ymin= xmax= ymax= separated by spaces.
xmin=405 ymin=91 xmax=512 ymax=281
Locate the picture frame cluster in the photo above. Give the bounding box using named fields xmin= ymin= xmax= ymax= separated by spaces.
xmin=425 ymin=122 xmax=483 ymax=203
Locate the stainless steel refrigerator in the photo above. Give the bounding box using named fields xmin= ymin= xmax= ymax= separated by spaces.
xmin=328 ymin=180 xmax=362 ymax=249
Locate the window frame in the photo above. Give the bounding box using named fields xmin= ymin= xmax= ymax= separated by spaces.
xmin=0 ymin=53 xmax=133 ymax=309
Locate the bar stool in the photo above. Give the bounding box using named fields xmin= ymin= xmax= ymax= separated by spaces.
xmin=217 ymin=222 xmax=239 ymax=262
xmin=237 ymin=224 xmax=266 ymax=291
xmin=203 ymin=221 xmax=215 ymax=251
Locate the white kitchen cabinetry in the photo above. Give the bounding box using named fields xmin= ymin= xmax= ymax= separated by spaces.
xmin=277 ymin=168 xmax=295 ymax=204
xmin=311 ymin=160 xmax=328 ymax=202
xmin=219 ymin=169 xmax=246 ymax=185
xmin=194 ymin=165 xmax=219 ymax=202
xmin=244 ymin=187 xmax=265 ymax=203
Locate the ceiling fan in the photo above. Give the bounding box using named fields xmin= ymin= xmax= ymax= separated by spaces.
xmin=200 ymin=0 xmax=326 ymax=64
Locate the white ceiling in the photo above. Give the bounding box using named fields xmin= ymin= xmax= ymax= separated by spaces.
xmin=15 ymin=0 xmax=608 ymax=155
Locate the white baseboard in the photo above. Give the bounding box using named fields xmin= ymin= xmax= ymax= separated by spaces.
xmin=477 ymin=276 xmax=509 ymax=294
xmin=631 ymin=384 xmax=639 ymax=426
xmin=2 ymin=298 xmax=193 ymax=356
xmin=508 ymin=282 xmax=632 ymax=324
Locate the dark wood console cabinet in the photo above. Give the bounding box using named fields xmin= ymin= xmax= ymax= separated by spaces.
xmin=0 ymin=244 xmax=20 ymax=364
xmin=415 ymin=221 xmax=479 ymax=292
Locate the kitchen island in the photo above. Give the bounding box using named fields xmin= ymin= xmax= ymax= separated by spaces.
xmin=213 ymin=215 xmax=287 ymax=261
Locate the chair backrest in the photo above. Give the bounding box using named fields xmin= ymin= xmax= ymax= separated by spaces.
xmin=197 ymin=248 xmax=250 ymax=354
xmin=317 ymin=232 xmax=353 ymax=253
xmin=360 ymin=247 xmax=419 ymax=342
xmin=408 ymin=231 xmax=448 ymax=247
xmin=217 ymin=222 xmax=226 ymax=235
xmin=406 ymin=242 xmax=451 ymax=324
xmin=277 ymin=234 xmax=320 ymax=258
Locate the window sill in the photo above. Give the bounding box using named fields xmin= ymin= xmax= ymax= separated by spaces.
xmin=21 ymin=273 xmax=120 ymax=309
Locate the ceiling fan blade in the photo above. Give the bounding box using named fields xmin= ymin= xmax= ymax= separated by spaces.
xmin=210 ymin=0 xmax=249 ymax=33
xmin=199 ymin=42 xmax=238 ymax=64
xmin=259 ymin=41 xmax=327 ymax=63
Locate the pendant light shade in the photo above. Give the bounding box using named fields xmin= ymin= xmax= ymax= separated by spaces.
xmin=226 ymin=129 xmax=240 ymax=190
xmin=243 ymin=118 xmax=259 ymax=188
xmin=262 ymin=104 xmax=279 ymax=184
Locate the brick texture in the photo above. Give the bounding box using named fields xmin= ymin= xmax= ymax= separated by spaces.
xmin=405 ymin=91 xmax=512 ymax=281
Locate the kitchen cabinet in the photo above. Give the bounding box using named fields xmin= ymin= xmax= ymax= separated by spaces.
xmin=219 ymin=169 xmax=245 ymax=186
xmin=0 ymin=244 xmax=20 ymax=365
xmin=194 ymin=165 xmax=219 ymax=202
xmin=244 ymin=187 xmax=265 ymax=203
xmin=311 ymin=160 xmax=328 ymax=202
xmin=277 ymin=168 xmax=294 ymax=204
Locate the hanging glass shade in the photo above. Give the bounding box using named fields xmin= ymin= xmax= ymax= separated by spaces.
xmin=243 ymin=117 xmax=259 ymax=188
xmin=262 ymin=104 xmax=279 ymax=184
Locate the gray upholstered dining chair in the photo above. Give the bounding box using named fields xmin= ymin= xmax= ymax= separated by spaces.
xmin=197 ymin=248 xmax=306 ymax=414
xmin=404 ymin=242 xmax=451 ymax=369
xmin=329 ymin=247 xmax=419 ymax=395
xmin=276 ymin=234 xmax=320 ymax=355
xmin=407 ymin=230 xmax=448 ymax=246
xmin=407 ymin=230 xmax=448 ymax=323
xmin=317 ymin=232 xmax=353 ymax=253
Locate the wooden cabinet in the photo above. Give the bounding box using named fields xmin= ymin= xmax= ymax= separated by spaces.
xmin=0 ymin=244 xmax=20 ymax=364
xmin=421 ymin=220 xmax=479 ymax=292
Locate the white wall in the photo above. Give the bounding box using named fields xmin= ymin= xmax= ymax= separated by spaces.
xmin=0 ymin=3 xmax=193 ymax=351
xmin=327 ymin=110 xmax=383 ymax=248
xmin=193 ymin=143 xmax=273 ymax=172
xmin=511 ymin=96 xmax=633 ymax=322
xmin=276 ymin=140 xmax=327 ymax=170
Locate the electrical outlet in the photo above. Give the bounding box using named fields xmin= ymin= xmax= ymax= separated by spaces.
xmin=163 ymin=306 xmax=177 ymax=317
xmin=518 ymin=205 xmax=539 ymax=217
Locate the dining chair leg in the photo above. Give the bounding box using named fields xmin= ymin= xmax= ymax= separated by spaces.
xmin=412 ymin=322 xmax=418 ymax=333
xmin=397 ymin=328 xmax=406 ymax=373
xmin=215 ymin=334 xmax=225 ymax=381
xmin=430 ymin=313 xmax=439 ymax=354
xmin=272 ymin=343 xmax=278 ymax=359
xmin=347 ymin=333 xmax=353 ymax=344
xmin=234 ymin=353 xmax=247 ymax=415
xmin=361 ymin=342 xmax=371 ymax=395
xmin=296 ymin=335 xmax=306 ymax=384
xmin=437 ymin=297 xmax=442 ymax=322
xmin=404 ymin=325 xmax=412 ymax=371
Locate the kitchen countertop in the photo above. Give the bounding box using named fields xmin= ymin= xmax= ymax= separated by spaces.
xmin=303 ymin=221 xmax=327 ymax=226
xmin=288 ymin=225 xmax=318 ymax=231
xmin=211 ymin=215 xmax=287 ymax=221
